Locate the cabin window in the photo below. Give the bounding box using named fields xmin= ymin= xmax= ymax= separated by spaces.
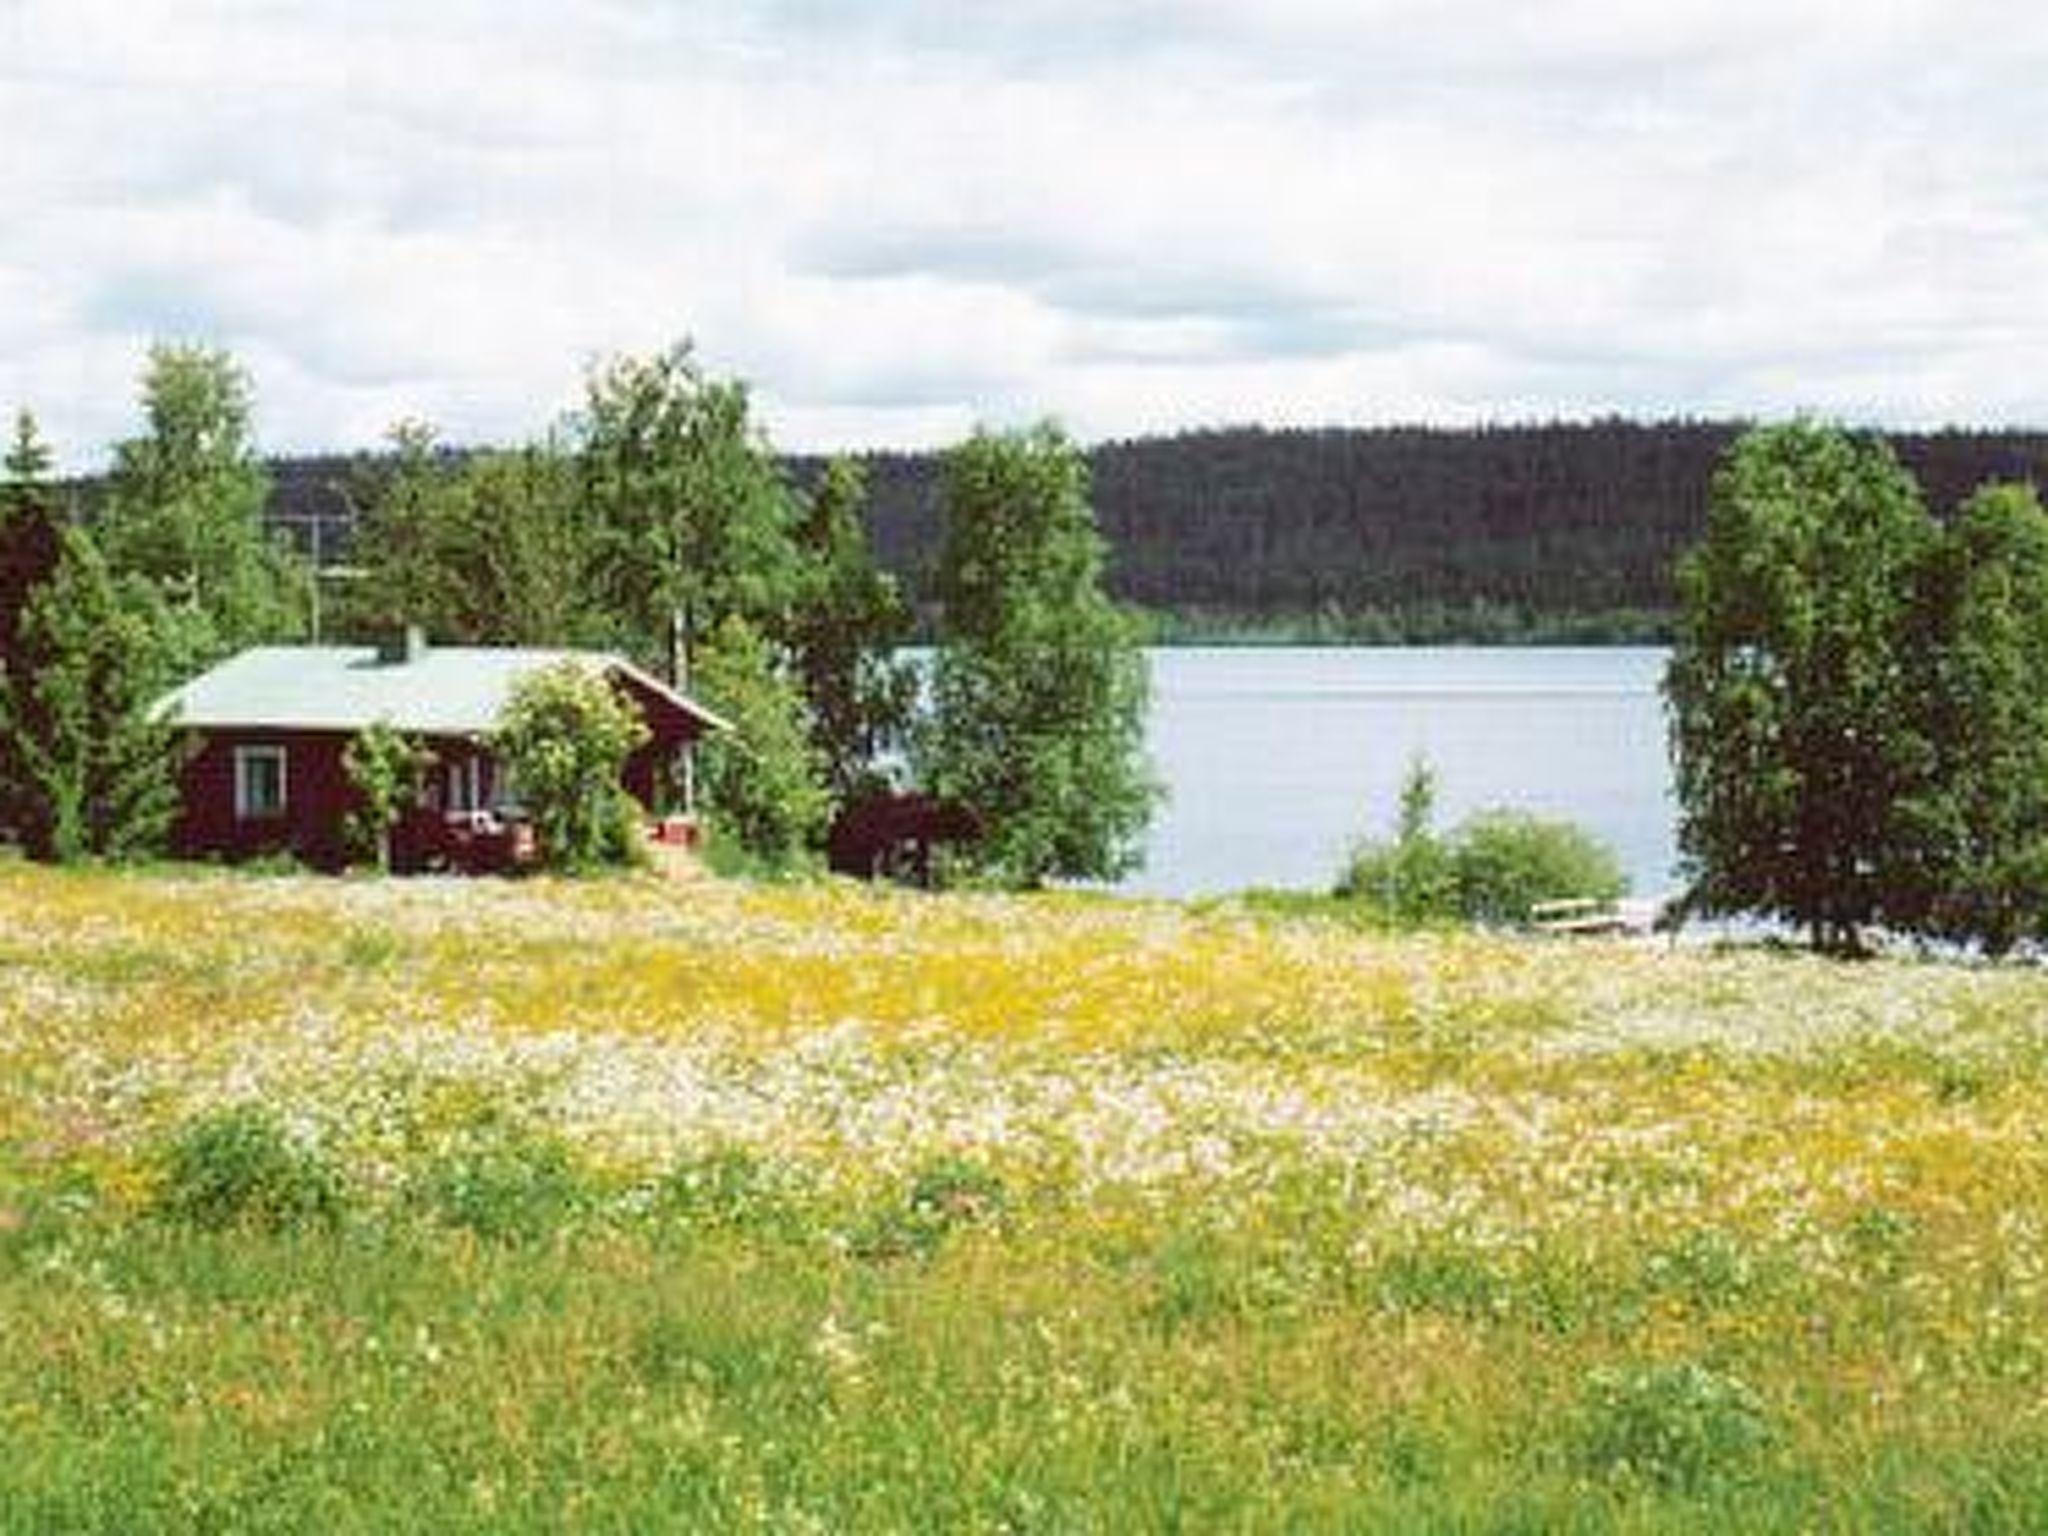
xmin=445 ymin=756 xmax=484 ymax=813
xmin=491 ymin=762 xmax=523 ymax=815
xmin=233 ymin=745 xmax=288 ymax=819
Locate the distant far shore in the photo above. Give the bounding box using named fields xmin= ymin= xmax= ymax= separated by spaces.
xmin=1135 ymin=605 xmax=1675 ymax=647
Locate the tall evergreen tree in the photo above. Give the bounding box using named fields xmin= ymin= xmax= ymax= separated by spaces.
xmin=918 ymin=423 xmax=1157 ymax=887
xmin=1665 ymin=422 xmax=1933 ymax=952
xmin=98 ymin=345 xmax=304 ymax=669
xmin=3 ymin=408 xmax=52 ymax=510
xmin=0 ymin=527 xmax=179 ymax=862
xmin=0 ymin=412 xmax=67 ymax=837
xmin=788 ymin=458 xmax=916 ymax=804
xmin=574 ymin=342 xmax=800 ymax=680
xmin=2 ymin=410 xmax=64 ymax=648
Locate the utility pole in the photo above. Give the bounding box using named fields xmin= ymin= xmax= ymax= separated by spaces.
xmin=309 ymin=511 xmax=324 ymax=643
xmin=670 ymin=601 xmax=697 ymax=814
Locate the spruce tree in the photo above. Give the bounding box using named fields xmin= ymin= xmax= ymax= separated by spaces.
xmin=0 ymin=412 xmax=67 ymax=839
xmin=2 ymin=411 xmax=63 ymax=647
xmin=0 ymin=528 xmax=179 ymax=862
xmin=3 ymin=408 xmax=52 ymax=508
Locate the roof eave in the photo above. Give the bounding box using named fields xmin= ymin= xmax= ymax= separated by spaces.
xmin=605 ymin=658 xmax=734 ymax=734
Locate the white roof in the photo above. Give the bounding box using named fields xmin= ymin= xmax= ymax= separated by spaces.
xmin=154 ymin=645 xmax=730 ymax=736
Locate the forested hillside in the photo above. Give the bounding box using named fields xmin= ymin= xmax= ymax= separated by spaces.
xmin=261 ymin=421 xmax=2048 ymax=641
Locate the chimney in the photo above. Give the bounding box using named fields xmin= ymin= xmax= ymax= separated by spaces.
xmin=378 ymin=624 xmax=428 ymax=665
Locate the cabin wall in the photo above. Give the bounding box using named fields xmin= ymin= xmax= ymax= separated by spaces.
xmin=177 ymin=731 xmax=501 ymax=869
xmin=613 ymin=671 xmax=706 ymax=811
xmin=174 ymin=729 xmax=357 ymax=869
xmin=175 ymin=712 xmax=686 ymax=869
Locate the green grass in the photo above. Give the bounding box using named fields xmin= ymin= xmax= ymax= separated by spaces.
xmin=7 ymin=865 xmax=2048 ymax=1528
xmin=8 ymin=1202 xmax=2048 ymax=1532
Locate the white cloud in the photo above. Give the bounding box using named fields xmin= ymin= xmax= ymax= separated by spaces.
xmin=4 ymin=0 xmax=2048 ymax=470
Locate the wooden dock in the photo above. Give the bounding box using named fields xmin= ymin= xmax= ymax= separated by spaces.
xmin=1528 ymin=897 xmax=1645 ymax=936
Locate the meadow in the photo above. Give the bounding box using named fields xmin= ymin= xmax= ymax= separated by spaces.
xmin=4 ymin=865 xmax=2048 ymax=1530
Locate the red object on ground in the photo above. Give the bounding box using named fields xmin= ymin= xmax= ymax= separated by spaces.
xmin=652 ymin=815 xmax=700 ymax=847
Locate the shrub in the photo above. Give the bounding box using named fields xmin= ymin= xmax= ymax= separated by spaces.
xmin=342 ymin=720 xmax=430 ymax=873
xmin=908 ymin=1154 xmax=1006 ymax=1228
xmin=1335 ymin=836 xmax=1457 ymax=923
xmin=1334 ymin=759 xmax=1456 ymax=922
xmin=692 ymin=614 xmax=833 ymax=874
xmin=415 ymin=1126 xmax=590 ymax=1243
xmin=1642 ymin=1229 xmax=1760 ymax=1313
xmin=1450 ymin=809 xmax=1626 ymax=924
xmin=698 ymin=819 xmax=818 ymax=883
xmin=491 ymin=661 xmax=648 ymax=872
xmin=1336 ymin=760 xmax=1625 ymax=926
xmin=157 ymin=1105 xmax=344 ymax=1232
xmin=657 ymin=1146 xmax=800 ymax=1235
xmin=340 ymin=927 xmax=402 ymax=970
xmin=1368 ymin=1242 xmax=1511 ymax=1320
xmin=1576 ymin=1361 xmax=1773 ymax=1491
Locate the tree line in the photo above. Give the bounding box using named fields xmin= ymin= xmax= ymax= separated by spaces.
xmin=0 ymin=343 xmax=1155 ymax=884
xmin=261 ymin=420 xmax=2048 ymax=641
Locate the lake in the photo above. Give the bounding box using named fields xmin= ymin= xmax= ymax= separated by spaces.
xmin=1126 ymin=646 xmax=1676 ymax=899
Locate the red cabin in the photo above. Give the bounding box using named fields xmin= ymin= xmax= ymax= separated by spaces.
xmin=155 ymin=632 xmax=728 ymax=871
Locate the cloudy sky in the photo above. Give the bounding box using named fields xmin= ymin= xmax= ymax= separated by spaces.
xmin=6 ymin=0 xmax=2048 ymax=469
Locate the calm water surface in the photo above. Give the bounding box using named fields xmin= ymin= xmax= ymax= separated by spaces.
xmin=1126 ymin=647 xmax=1675 ymax=898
